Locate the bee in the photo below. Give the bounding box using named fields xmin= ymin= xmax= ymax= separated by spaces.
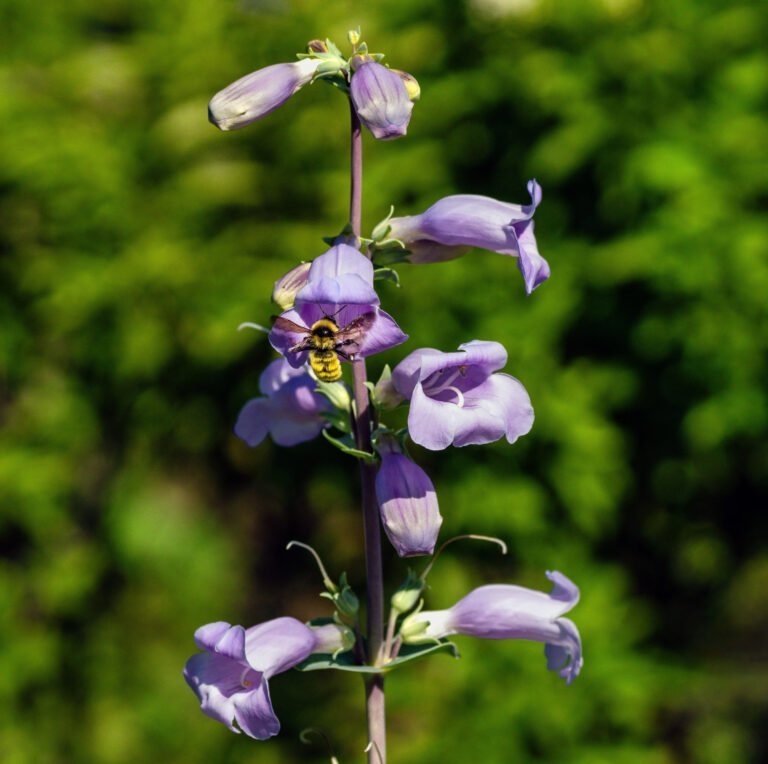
xmin=272 ymin=310 xmax=376 ymax=382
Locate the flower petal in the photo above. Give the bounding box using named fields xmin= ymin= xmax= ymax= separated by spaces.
xmin=268 ymin=308 xmax=310 ymax=368
xmin=405 ymin=241 xmax=471 ymax=265
xmin=233 ymin=678 xmax=281 ymax=739
xmin=351 ymin=62 xmax=413 ymax=140
xmin=407 ymin=382 xmax=460 ymax=451
xmin=296 ymin=244 xmax=378 ymax=307
xmin=305 ymin=244 xmax=375 ymax=284
xmin=234 ymin=398 xmax=271 ymax=447
xmin=184 ymin=652 xmax=250 ymax=732
xmin=258 ymin=358 xmax=306 ymax=396
xmin=244 ymin=617 xmax=317 ymax=677
xmin=208 ymin=60 xmax=320 ymax=131
xmin=457 ymin=372 xmax=534 ymax=446
xmin=544 ymin=617 xmax=583 ymax=685
xmin=546 ymin=570 xmax=580 ymax=608
xmin=514 ymin=220 xmax=550 ymax=294
xmin=376 ymin=452 xmax=442 ymax=557
xmin=267 ymin=379 xmax=329 ymax=447
xmin=452 ymin=577 xmax=579 ymax=628
xmin=356 ymin=308 xmax=408 ymax=358
xmin=194 ymin=621 xmax=234 ymax=652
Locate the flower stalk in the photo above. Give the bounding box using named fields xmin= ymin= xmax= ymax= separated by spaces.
xmin=349 ymin=98 xmax=387 ymax=762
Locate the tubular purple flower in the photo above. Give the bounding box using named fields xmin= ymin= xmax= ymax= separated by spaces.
xmin=234 ymin=359 xmax=331 ymax=447
xmin=387 ymin=181 xmax=549 ymax=294
xmin=269 ymin=244 xmax=408 ymax=368
xmin=184 ymin=617 xmax=336 ymax=739
xmin=350 ymin=62 xmax=414 ymax=140
xmin=392 ymin=340 xmax=534 ymax=451
xmin=375 ymin=442 xmax=442 ymax=557
xmin=404 ymin=571 xmax=583 ymax=684
xmin=208 ymin=59 xmax=321 ymax=131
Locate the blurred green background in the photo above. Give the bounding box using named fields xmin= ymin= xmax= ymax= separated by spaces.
xmin=2 ymin=0 xmax=767 ymax=761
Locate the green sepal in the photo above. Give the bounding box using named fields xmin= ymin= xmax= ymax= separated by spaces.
xmin=374 ymin=267 xmax=401 ymax=286
xmin=322 ymin=429 xmax=377 ymax=464
xmin=295 ymin=640 xmax=459 ymax=674
xmin=322 ymin=224 xmax=358 ymax=248
xmin=325 ymin=38 xmax=344 ymax=58
xmin=320 ymin=411 xmax=350 ymax=433
xmin=371 ymin=241 xmax=411 ymax=267
xmin=371 ymin=206 xmax=395 ymax=242
xmin=315 ymin=59 xmax=346 ymax=77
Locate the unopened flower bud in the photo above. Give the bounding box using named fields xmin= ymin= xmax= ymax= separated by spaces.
xmin=391 ymin=571 xmax=424 ymax=614
xmin=335 ymin=579 xmax=360 ymax=620
xmin=375 ymin=441 xmax=442 ymax=557
xmin=314 ymin=379 xmax=352 ymax=412
xmin=208 ymin=59 xmax=321 ymax=131
xmin=272 ymin=261 xmax=311 ymax=310
xmin=307 ymin=39 xmax=328 ymax=53
xmin=373 ymin=365 xmax=405 ymax=409
xmin=399 ymin=611 xmax=431 ymax=644
xmin=310 ymin=623 xmax=356 ymax=654
xmin=390 ymin=69 xmax=420 ymax=101
xmin=350 ymin=62 xmax=414 ymax=141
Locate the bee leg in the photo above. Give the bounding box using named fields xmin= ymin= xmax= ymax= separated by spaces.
xmin=336 ymin=349 xmax=355 ymax=361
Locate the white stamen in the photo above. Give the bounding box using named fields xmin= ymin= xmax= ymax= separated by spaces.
xmin=444 ymin=386 xmax=465 ymax=408
xmin=423 ymin=368 xmax=462 ymax=397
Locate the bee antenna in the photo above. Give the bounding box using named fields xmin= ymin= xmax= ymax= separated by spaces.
xmin=324 ymin=304 xmax=347 ymax=321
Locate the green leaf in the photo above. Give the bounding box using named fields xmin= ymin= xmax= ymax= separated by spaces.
xmin=295 ymin=640 xmax=459 ymax=674
xmin=322 ymin=429 xmax=377 ymax=463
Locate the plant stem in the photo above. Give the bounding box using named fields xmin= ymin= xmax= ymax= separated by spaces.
xmin=349 ymin=98 xmax=387 ymax=763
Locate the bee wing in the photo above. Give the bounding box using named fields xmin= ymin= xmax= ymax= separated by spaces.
xmin=335 ymin=311 xmax=377 ymax=352
xmin=272 ymin=315 xmax=311 ymax=334
xmin=272 ymin=316 xmax=313 ymax=353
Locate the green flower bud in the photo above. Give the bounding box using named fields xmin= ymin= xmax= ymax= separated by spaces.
xmin=373 ymin=365 xmax=405 ymax=409
xmin=272 ymin=261 xmax=311 ymax=311
xmin=399 ymin=610 xmax=432 ymax=644
xmin=310 ymin=623 xmax=356 ymax=654
xmin=391 ymin=68 xmax=421 ymax=101
xmin=391 ymin=570 xmax=424 ymax=614
xmin=314 ymin=379 xmax=352 ymax=412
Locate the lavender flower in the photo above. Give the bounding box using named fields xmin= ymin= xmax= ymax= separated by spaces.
xmin=387 ymin=181 xmax=549 ymax=293
xmin=350 ymin=62 xmax=414 ymax=140
xmin=235 ymin=359 xmax=331 ymax=447
xmin=269 ymin=244 xmax=408 ymax=368
xmin=375 ymin=440 xmax=442 ymax=557
xmin=392 ymin=340 xmax=534 ymax=450
xmin=403 ymin=571 xmax=583 ymax=684
xmin=208 ymin=59 xmax=321 ymax=131
xmin=184 ymin=618 xmax=349 ymax=739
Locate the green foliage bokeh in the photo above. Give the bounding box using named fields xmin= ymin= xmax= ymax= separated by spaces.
xmin=1 ymin=0 xmax=767 ymax=761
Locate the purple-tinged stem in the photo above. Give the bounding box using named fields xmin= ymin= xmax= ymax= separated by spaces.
xmin=349 ymin=98 xmax=387 ymax=763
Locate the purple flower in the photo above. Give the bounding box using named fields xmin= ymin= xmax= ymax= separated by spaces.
xmin=208 ymin=59 xmax=320 ymax=131
xmin=392 ymin=340 xmax=534 ymax=450
xmin=387 ymin=181 xmax=549 ymax=294
xmin=375 ymin=442 xmax=442 ymax=557
xmin=184 ymin=617 xmax=337 ymax=739
xmin=269 ymin=244 xmax=408 ymax=369
xmin=404 ymin=571 xmax=583 ymax=684
xmin=235 ymin=359 xmax=331 ymax=447
xmin=350 ymin=62 xmax=414 ymax=140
